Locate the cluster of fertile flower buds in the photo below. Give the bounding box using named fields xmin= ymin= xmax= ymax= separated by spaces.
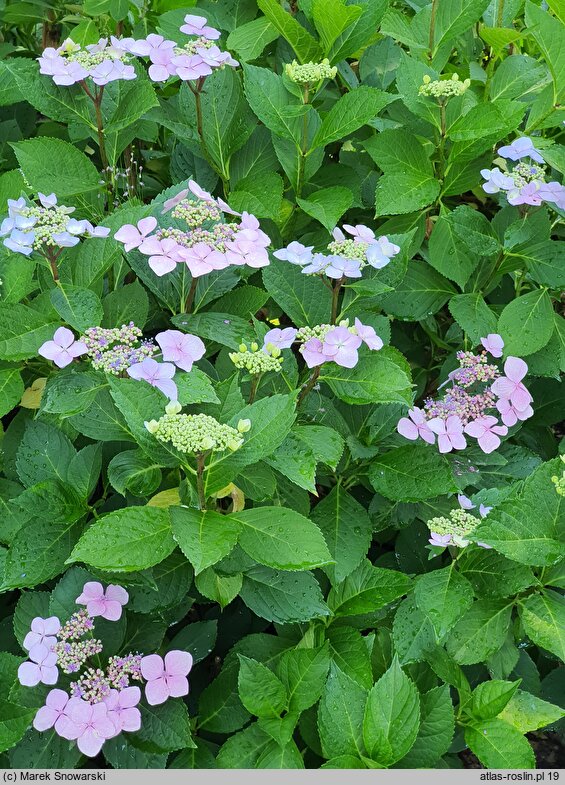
xmin=229 ymin=342 xmax=284 ymax=374
xmin=38 ymin=322 xmax=205 ymax=402
xmin=397 ymin=333 xmax=533 ymax=455
xmin=114 ymin=181 xmax=270 ymax=277
xmin=17 ymin=581 xmax=193 ymax=758
xmin=552 ymin=455 xmax=565 ymax=498
xmin=419 ymin=73 xmax=470 ymax=99
xmin=0 ymin=194 xmax=109 ymax=257
xmin=274 ymin=224 xmax=400 ymax=279
xmin=285 ymin=59 xmax=337 ymax=85
xmin=145 ymin=400 xmax=249 ymax=455
xmin=427 ymin=494 xmax=492 ymax=550
xmin=481 ymin=137 xmax=565 ymax=209
xmin=38 ymin=17 xmax=239 ymax=87
xmin=257 ymin=320 xmax=383 ymax=370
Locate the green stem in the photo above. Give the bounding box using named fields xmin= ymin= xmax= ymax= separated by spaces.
xmin=298 ymin=367 xmax=321 ymax=407
xmin=184 ymin=277 xmax=198 ymax=314
xmin=93 ymin=86 xmax=109 ymax=173
xmin=196 ymin=453 xmax=207 ymax=511
xmin=295 ymin=85 xmax=310 ymax=199
xmin=496 ymin=0 xmax=505 ymax=27
xmin=428 ymin=0 xmax=439 ymax=60
xmin=45 ymin=247 xmax=60 ymax=282
xmin=248 ymin=373 xmax=262 ymax=404
xmin=331 ymin=278 xmax=343 ymax=324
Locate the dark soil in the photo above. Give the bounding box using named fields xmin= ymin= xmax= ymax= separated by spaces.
xmin=460 ymin=732 xmax=565 ymax=768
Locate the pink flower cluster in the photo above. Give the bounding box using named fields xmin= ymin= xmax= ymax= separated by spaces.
xmin=397 ymin=334 xmax=533 ymax=454
xmin=481 ymin=137 xmax=565 ymax=209
xmin=274 ymin=224 xmax=400 ymax=278
xmin=38 ymin=320 xmax=205 ymax=403
xmin=293 ymin=318 xmax=383 ymax=369
xmin=17 ymin=581 xmax=194 ymax=758
xmin=38 ymin=37 xmax=136 ymax=86
xmin=121 ymin=15 xmax=238 ymax=83
xmin=114 ymin=181 xmax=270 ymax=277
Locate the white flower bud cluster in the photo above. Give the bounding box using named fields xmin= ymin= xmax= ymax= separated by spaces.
xmin=145 ymin=410 xmax=245 ymax=454
xmin=229 ymin=342 xmax=283 ymax=374
xmin=419 ymin=73 xmax=470 ymax=99
xmin=327 ymin=237 xmax=368 ymax=262
xmin=285 ymin=58 xmax=337 ymax=84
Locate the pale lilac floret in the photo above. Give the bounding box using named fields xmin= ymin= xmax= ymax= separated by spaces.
xmin=57 ymin=700 xmax=115 ymax=757
xmin=126 ymin=357 xmax=178 ymax=400
xmin=301 ymin=337 xmax=327 ymax=368
xmin=172 ymin=53 xmax=212 ymax=81
xmin=481 ymin=167 xmax=514 ymax=194
xmin=114 ymin=217 xmax=158 ymax=251
xmin=273 ymin=241 xmax=314 ymax=266
xmin=23 ymin=617 xmax=61 ymax=654
xmin=104 ymin=687 xmax=141 ymax=736
xmin=224 ymin=238 xmax=269 ymax=269
xmin=507 ymin=180 xmax=543 ymax=206
xmin=322 ymin=326 xmax=362 ymax=369
xmin=302 ymin=253 xmax=330 ymax=275
xmin=354 ymin=318 xmax=384 ymax=351
xmin=479 ymin=504 xmax=492 ymax=518
xmin=496 ymin=396 xmax=533 ymax=427
xmin=18 ymin=644 xmax=59 ymax=687
xmin=180 ymin=14 xmax=221 ymax=40
xmin=343 ymin=224 xmax=375 ymax=243
xmin=324 ymin=255 xmax=362 ymax=279
xmin=538 ymin=181 xmax=565 ymax=209
xmin=498 ymin=137 xmax=544 ymax=164
xmin=458 ymin=494 xmax=475 ymax=510
xmin=33 ymin=689 xmax=74 ymax=733
xmin=146 ymin=37 xmax=177 ymax=82
xmin=480 ymin=333 xmax=504 ymax=358
xmin=140 ymin=650 xmax=193 ymax=706
xmin=38 ymin=327 xmax=88 ymax=369
xmin=90 ymin=59 xmax=136 ymax=85
xmin=491 ymin=356 xmax=532 ymax=411
xmin=51 ymin=231 xmax=80 ymax=248
xmin=139 ymin=237 xmax=185 ymax=276
xmin=429 ymin=532 xmax=452 ymax=547
xmin=365 ymin=236 xmax=400 ymax=269
xmin=427 ymin=415 xmax=467 ymax=453
xmin=4 ymin=228 xmax=35 ymax=256
xmin=75 ymin=582 xmax=129 ymax=622
xmin=397 ymin=407 xmax=435 ymax=445
xmin=38 ymin=192 xmax=58 ymax=209
xmin=180 ymin=242 xmax=229 ymax=276
xmin=155 ymin=329 xmax=205 ymax=372
xmin=262 ymin=327 xmax=298 ymax=351
xmin=464 ymin=415 xmax=508 ymax=453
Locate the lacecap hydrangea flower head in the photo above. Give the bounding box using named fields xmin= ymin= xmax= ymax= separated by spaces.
xmin=114 ymin=181 xmax=270 ymax=278
xmin=120 ymin=15 xmax=238 ymax=84
xmin=17 ymin=581 xmax=193 ymax=758
xmin=274 ymin=224 xmax=400 ymax=279
xmin=0 ymin=193 xmax=109 ymax=258
xmin=481 ymin=136 xmax=565 ymax=210
xmin=38 ymin=37 xmax=136 ymax=86
xmin=397 ymin=334 xmax=533 ymax=455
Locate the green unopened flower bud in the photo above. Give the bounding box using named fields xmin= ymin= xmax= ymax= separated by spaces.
xmin=227 ymin=438 xmax=243 ymax=452
xmin=239 ymin=343 xmax=247 ymax=352
xmin=419 ymin=73 xmax=470 ymax=99
xmin=201 ymin=436 xmax=215 ymax=451
xmin=266 ymin=343 xmax=281 ymax=358
xmin=144 ymin=419 xmax=159 ymax=433
xmin=251 ymin=342 xmax=259 ymax=352
xmin=237 ymin=418 xmax=251 ymax=433
xmin=165 ymin=400 xmax=182 ymax=415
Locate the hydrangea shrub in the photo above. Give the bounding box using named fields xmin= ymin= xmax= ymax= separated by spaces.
xmin=0 ymin=0 xmax=564 ymax=772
